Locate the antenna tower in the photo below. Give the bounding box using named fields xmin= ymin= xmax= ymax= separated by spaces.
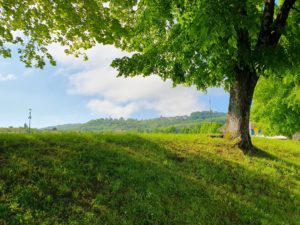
xmin=28 ymin=108 xmax=32 ymax=133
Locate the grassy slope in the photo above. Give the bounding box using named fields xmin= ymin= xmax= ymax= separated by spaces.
xmin=0 ymin=133 xmax=299 ymax=225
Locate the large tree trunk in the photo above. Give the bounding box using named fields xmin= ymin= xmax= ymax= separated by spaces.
xmin=224 ymin=68 xmax=258 ymax=153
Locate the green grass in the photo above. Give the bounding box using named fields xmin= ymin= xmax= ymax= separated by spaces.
xmin=0 ymin=133 xmax=299 ymax=225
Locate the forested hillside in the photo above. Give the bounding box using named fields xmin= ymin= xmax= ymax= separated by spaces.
xmin=46 ymin=111 xmax=226 ymax=133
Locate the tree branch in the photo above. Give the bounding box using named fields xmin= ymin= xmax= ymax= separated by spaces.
xmin=292 ymin=6 xmax=300 ymax=13
xmin=256 ymin=0 xmax=275 ymax=48
xmin=268 ymin=0 xmax=297 ymax=46
xmin=235 ymin=0 xmax=252 ymax=68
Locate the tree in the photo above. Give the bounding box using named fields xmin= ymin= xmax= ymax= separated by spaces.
xmin=0 ymin=0 xmax=299 ymax=152
xmin=251 ymin=75 xmax=300 ymax=137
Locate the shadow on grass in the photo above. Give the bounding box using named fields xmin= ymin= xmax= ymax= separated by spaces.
xmin=251 ymin=145 xmax=300 ymax=171
xmin=0 ymin=133 xmax=299 ymax=225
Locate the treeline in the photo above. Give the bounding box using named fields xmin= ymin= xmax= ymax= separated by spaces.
xmin=0 ymin=127 xmax=38 ymax=133
xmin=154 ymin=122 xmax=223 ymax=134
xmin=46 ymin=111 xmax=226 ymax=134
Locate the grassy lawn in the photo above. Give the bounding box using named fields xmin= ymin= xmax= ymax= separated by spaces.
xmin=0 ymin=133 xmax=299 ymax=225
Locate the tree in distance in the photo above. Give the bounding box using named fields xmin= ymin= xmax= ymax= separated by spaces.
xmin=0 ymin=0 xmax=299 ymax=152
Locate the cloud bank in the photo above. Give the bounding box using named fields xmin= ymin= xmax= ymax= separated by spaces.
xmin=48 ymin=44 xmax=209 ymax=118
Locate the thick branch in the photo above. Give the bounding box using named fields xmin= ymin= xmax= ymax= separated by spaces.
xmin=256 ymin=0 xmax=275 ymax=48
xmin=235 ymin=0 xmax=252 ymax=70
xmin=292 ymin=6 xmax=300 ymax=13
xmin=268 ymin=0 xmax=297 ymax=46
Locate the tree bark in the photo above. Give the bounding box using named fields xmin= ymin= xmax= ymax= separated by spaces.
xmin=223 ymin=0 xmax=296 ymax=154
xmin=224 ymin=68 xmax=258 ymax=153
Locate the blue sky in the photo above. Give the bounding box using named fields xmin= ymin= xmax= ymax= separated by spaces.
xmin=0 ymin=44 xmax=229 ymax=128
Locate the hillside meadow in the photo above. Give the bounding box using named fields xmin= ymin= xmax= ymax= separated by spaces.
xmin=0 ymin=132 xmax=299 ymax=225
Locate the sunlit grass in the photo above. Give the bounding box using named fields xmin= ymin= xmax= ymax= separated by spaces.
xmin=0 ymin=133 xmax=299 ymax=224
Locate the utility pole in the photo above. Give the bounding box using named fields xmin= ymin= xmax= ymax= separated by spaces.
xmin=209 ymin=98 xmax=212 ymax=126
xmin=28 ymin=108 xmax=32 ymax=133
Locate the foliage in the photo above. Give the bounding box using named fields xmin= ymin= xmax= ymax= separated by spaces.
xmin=0 ymin=127 xmax=36 ymax=133
xmin=251 ymin=76 xmax=300 ymax=136
xmin=1 ymin=1 xmax=299 ymax=150
xmin=106 ymin=0 xmax=300 ymax=89
xmin=0 ymin=1 xmax=299 ymax=85
xmin=152 ymin=122 xmax=222 ymax=134
xmin=46 ymin=111 xmax=226 ymax=133
xmin=0 ymin=133 xmax=299 ymax=224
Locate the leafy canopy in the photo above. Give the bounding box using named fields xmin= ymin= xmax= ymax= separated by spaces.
xmin=0 ymin=0 xmax=299 ymax=89
xmin=251 ymin=75 xmax=300 ymax=136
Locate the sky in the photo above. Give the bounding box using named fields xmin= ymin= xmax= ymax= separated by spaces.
xmin=0 ymin=44 xmax=229 ymax=128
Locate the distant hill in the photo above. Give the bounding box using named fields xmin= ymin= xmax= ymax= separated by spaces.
xmin=45 ymin=111 xmax=227 ymax=133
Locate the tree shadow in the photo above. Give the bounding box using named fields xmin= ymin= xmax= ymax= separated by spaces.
xmin=251 ymin=145 xmax=300 ymax=170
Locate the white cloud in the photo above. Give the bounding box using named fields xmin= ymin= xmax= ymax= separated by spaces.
xmin=148 ymin=91 xmax=203 ymax=117
xmin=87 ymin=100 xmax=139 ymax=118
xmin=69 ymin=67 xmax=206 ymax=117
xmin=47 ymin=44 xmax=127 ymax=71
xmin=68 ymin=68 xmax=176 ymax=102
xmin=48 ymin=44 xmax=210 ymax=118
xmin=0 ymin=74 xmax=17 ymax=82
